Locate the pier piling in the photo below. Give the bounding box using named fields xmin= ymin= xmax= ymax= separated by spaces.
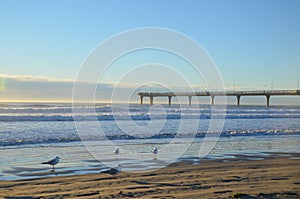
xmin=211 ymin=96 xmax=215 ymax=106
xmin=150 ymin=96 xmax=154 ymax=105
xmin=140 ymin=96 xmax=143 ymax=105
xmin=236 ymin=95 xmax=241 ymax=107
xmin=188 ymin=96 xmax=192 ymax=106
xmin=266 ymin=95 xmax=270 ymax=108
xmin=168 ymin=96 xmax=172 ymax=106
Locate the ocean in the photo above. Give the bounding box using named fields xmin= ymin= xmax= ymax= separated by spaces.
xmin=0 ymin=103 xmax=300 ymax=180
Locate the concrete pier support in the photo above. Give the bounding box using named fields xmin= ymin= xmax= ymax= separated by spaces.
xmin=236 ymin=95 xmax=241 ymax=107
xmin=168 ymin=96 xmax=172 ymax=106
xmin=140 ymin=96 xmax=143 ymax=105
xmin=150 ymin=96 xmax=154 ymax=105
xmin=188 ymin=96 xmax=192 ymax=106
xmin=266 ymin=95 xmax=270 ymax=108
xmin=211 ymin=96 xmax=215 ymax=106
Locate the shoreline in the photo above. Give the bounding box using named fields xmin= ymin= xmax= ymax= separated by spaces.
xmin=1 ymin=153 xmax=299 ymax=198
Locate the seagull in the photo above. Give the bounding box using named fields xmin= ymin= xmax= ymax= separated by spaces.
xmin=101 ymin=164 xmax=121 ymax=175
xmin=152 ymin=147 xmax=158 ymax=155
xmin=42 ymin=156 xmax=60 ymax=171
xmin=114 ymin=148 xmax=119 ymax=155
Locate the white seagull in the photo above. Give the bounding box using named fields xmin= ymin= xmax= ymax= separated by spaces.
xmin=101 ymin=164 xmax=121 ymax=175
xmin=42 ymin=156 xmax=60 ymax=170
xmin=114 ymin=148 xmax=119 ymax=155
xmin=152 ymin=147 xmax=158 ymax=155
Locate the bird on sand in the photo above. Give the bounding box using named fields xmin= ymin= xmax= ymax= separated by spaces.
xmin=101 ymin=164 xmax=121 ymax=175
xmin=114 ymin=147 xmax=119 ymax=155
xmin=152 ymin=147 xmax=158 ymax=155
xmin=42 ymin=156 xmax=60 ymax=171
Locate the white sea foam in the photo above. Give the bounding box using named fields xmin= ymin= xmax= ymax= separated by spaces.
xmin=0 ymin=103 xmax=300 ymax=147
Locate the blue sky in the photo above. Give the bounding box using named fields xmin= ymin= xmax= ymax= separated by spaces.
xmin=0 ymin=0 xmax=300 ymax=103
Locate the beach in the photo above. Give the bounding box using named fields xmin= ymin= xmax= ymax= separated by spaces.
xmin=1 ymin=104 xmax=300 ymax=198
xmin=1 ymin=153 xmax=299 ymax=199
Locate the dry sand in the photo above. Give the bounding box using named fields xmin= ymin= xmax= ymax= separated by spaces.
xmin=0 ymin=153 xmax=299 ymax=199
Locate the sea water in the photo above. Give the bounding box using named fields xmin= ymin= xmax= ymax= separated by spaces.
xmin=0 ymin=103 xmax=300 ymax=180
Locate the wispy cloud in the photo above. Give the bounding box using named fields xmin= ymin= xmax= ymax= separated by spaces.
xmin=0 ymin=74 xmax=74 ymax=83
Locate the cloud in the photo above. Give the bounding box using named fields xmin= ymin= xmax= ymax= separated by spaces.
xmin=0 ymin=77 xmax=5 ymax=92
xmin=0 ymin=75 xmax=72 ymax=101
xmin=0 ymin=74 xmax=74 ymax=83
xmin=0 ymin=74 xmax=141 ymax=102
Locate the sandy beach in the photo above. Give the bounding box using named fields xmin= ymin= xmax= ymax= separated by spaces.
xmin=0 ymin=153 xmax=299 ymax=199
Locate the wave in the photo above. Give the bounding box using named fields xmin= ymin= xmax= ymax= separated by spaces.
xmin=1 ymin=113 xmax=300 ymax=122
xmin=1 ymin=104 xmax=300 ymax=147
xmin=1 ymin=129 xmax=300 ymax=147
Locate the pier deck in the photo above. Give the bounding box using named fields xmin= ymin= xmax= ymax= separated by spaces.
xmin=137 ymin=90 xmax=300 ymax=107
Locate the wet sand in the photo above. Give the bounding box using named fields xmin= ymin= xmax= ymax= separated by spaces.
xmin=0 ymin=153 xmax=299 ymax=199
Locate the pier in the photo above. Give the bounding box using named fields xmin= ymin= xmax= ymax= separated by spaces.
xmin=137 ymin=90 xmax=300 ymax=107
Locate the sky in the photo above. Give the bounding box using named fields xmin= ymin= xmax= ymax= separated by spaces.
xmin=0 ymin=0 xmax=300 ymax=104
